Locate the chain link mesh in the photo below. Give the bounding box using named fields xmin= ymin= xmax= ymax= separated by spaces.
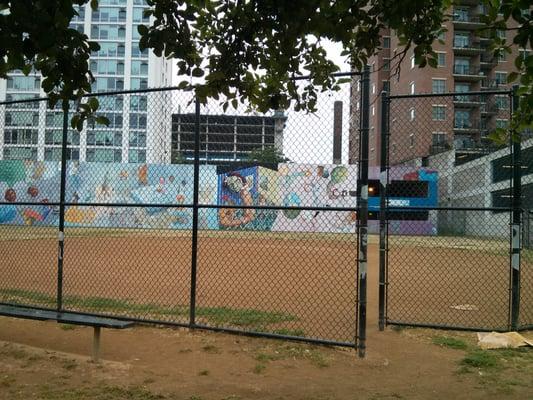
xmin=383 ymin=91 xmax=526 ymax=331
xmin=0 ymin=79 xmax=361 ymax=346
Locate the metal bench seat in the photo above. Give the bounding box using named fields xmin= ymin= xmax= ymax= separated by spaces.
xmin=0 ymin=305 xmax=134 ymax=361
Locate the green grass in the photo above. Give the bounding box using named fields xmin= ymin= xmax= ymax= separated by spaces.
xmin=59 ymin=324 xmax=76 ymax=331
xmin=201 ymin=344 xmax=220 ymax=354
xmin=0 ymin=288 xmax=297 ymax=329
xmin=253 ymin=363 xmax=266 ymax=374
xmin=432 ymin=336 xmax=468 ymax=350
xmin=460 ymin=350 xmax=500 ymax=369
xmin=36 ymin=385 xmax=166 ymax=400
xmin=253 ymin=344 xmax=330 ymax=368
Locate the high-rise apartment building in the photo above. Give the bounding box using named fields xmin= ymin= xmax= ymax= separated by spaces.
xmin=0 ymin=0 xmax=172 ymax=164
xmin=348 ymin=1 xmax=531 ymax=167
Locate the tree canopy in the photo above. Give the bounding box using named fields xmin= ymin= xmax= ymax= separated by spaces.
xmin=0 ymin=0 xmax=531 ymax=136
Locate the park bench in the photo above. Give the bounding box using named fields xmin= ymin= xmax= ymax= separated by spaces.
xmin=0 ymin=305 xmax=134 ymax=362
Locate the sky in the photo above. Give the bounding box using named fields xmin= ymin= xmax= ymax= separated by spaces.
xmin=170 ymin=41 xmax=354 ymax=165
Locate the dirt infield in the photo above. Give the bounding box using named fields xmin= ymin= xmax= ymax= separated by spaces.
xmin=0 ymin=227 xmax=531 ymax=343
xmin=0 ymin=228 xmax=359 ymax=343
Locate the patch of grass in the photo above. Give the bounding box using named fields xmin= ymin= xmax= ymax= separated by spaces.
xmin=201 ymin=344 xmax=220 ymax=354
xmin=59 ymin=324 xmax=76 ymax=331
xmin=62 ymin=359 xmax=77 ymax=370
xmin=0 ymin=375 xmax=15 ymax=388
xmin=253 ymin=363 xmax=266 ymax=374
xmin=253 ymin=344 xmax=330 ymax=368
xmin=198 ymin=370 xmax=210 ymax=376
xmin=432 ymin=336 xmax=468 ymax=350
xmin=37 ymin=385 xmax=166 ymax=400
xmin=0 ymin=288 xmax=297 ymax=329
xmin=460 ymin=350 xmax=500 ymax=369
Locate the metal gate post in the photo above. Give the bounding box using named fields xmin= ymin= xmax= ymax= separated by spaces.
xmin=357 ymin=66 xmax=370 ymax=357
xmin=510 ymin=85 xmax=521 ymax=330
xmin=378 ymin=89 xmax=389 ymax=331
xmin=189 ymin=97 xmax=201 ymax=327
xmin=56 ymin=100 xmax=69 ymax=313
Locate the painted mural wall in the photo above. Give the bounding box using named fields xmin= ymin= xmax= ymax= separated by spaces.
xmin=0 ymin=160 xmax=436 ymax=234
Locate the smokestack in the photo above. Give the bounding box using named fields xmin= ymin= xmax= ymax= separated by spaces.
xmin=333 ymin=101 xmax=343 ymax=164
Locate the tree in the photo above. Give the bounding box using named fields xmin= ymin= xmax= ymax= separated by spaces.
xmin=246 ymin=147 xmax=290 ymax=164
xmin=0 ymin=0 xmax=531 ymax=134
xmin=480 ymin=0 xmax=533 ymax=143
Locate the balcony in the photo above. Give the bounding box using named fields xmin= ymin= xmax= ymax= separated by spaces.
xmin=480 ymin=103 xmax=499 ymax=115
xmin=452 ymin=13 xmax=485 ymax=30
xmin=453 ymin=94 xmax=484 ymax=107
xmin=429 ymin=143 xmax=452 ymax=156
xmin=480 ymin=54 xmax=498 ymax=69
xmin=453 ymin=41 xmax=483 ymax=56
xmin=453 ymin=65 xmax=485 ymax=81
xmin=480 ymin=78 xmax=500 ymax=90
xmin=454 ymin=120 xmax=480 ymax=134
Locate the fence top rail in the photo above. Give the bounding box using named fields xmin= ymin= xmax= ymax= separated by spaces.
xmin=388 ymin=89 xmax=512 ymax=100
xmin=0 ymin=71 xmax=360 ymax=107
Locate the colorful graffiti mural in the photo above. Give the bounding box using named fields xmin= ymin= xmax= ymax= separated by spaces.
xmin=0 ymin=160 xmax=437 ymax=234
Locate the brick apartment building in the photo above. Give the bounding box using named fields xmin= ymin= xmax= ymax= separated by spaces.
xmin=348 ymin=1 xmax=531 ymax=167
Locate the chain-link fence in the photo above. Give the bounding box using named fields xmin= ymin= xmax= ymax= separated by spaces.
xmin=379 ymin=89 xmax=533 ymax=331
xmin=0 ymin=73 xmax=367 ymax=350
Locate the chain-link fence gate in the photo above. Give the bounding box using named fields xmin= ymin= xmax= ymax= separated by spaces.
xmin=378 ymin=87 xmax=533 ymax=332
xmin=0 ymin=72 xmax=370 ymax=354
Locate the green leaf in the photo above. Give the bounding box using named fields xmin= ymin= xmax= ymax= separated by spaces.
xmin=95 ymin=116 xmax=110 ymax=126
xmin=192 ymin=68 xmax=204 ymax=77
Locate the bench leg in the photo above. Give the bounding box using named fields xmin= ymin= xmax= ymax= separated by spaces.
xmin=92 ymin=326 xmax=101 ymax=362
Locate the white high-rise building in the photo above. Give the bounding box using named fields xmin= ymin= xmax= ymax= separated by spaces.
xmin=0 ymin=0 xmax=173 ymax=164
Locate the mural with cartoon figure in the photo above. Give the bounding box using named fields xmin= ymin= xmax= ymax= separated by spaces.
xmin=0 ymin=160 xmax=437 ymax=234
xmin=217 ymin=166 xmax=279 ymax=230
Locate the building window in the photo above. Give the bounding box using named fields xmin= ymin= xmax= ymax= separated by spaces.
xmin=383 ymin=58 xmax=390 ymax=71
xmin=432 ymin=79 xmax=446 ymax=94
xmin=130 ymin=78 xmax=148 ymax=90
xmin=498 ymin=51 xmax=506 ymax=62
xmin=409 ymin=108 xmax=415 ymax=121
xmin=438 ymin=30 xmax=445 ymax=41
xmin=496 ymin=119 xmax=509 ymax=129
xmin=409 ymin=81 xmax=415 ymax=94
xmin=372 ymin=83 xmax=376 ymax=94
xmin=432 ymin=105 xmax=446 ymax=121
xmin=86 ymin=148 xmax=122 ymax=163
xmin=454 ymin=110 xmax=471 ymax=128
xmin=454 ymin=58 xmax=470 ymax=75
xmin=454 ymin=31 xmax=470 ymax=48
xmin=372 ymin=106 xmax=375 ymax=116
xmin=129 ymin=149 xmax=146 ymax=163
xmin=432 ymin=132 xmax=447 ymax=146
xmin=437 ymin=52 xmax=446 ymax=67
xmin=409 ymin=134 xmax=415 ymax=147
xmin=3 ymin=147 xmax=38 ymax=160
xmin=410 ymin=55 xmax=415 ymax=69
xmin=44 ymin=148 xmax=80 ymax=161
xmin=382 ymin=37 xmax=390 ymax=48
xmin=495 ymin=71 xmax=507 ymax=85
xmin=496 ymin=29 xmax=506 ymax=39
xmin=495 ymin=95 xmax=509 ymax=110
xmin=6 ymin=76 xmax=40 ymax=91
